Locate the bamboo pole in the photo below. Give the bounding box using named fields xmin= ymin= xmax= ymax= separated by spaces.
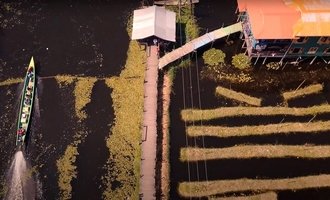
xmin=187 ymin=120 xmax=330 ymax=138
xmin=180 ymin=145 xmax=330 ymax=161
xmin=179 ymin=174 xmax=330 ymax=197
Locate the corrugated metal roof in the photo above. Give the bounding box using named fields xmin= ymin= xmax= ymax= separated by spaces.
xmin=132 ymin=6 xmax=176 ymax=42
xmin=237 ymin=0 xmax=330 ymax=39
xmin=290 ymin=0 xmax=330 ymax=36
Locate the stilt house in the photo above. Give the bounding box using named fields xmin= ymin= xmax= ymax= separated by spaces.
xmin=237 ymin=0 xmax=330 ymax=64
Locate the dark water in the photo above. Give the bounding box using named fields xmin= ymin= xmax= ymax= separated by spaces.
xmin=0 ymin=1 xmax=139 ymax=199
xmin=0 ymin=0 xmax=136 ymax=80
xmin=169 ymin=1 xmax=330 ymax=199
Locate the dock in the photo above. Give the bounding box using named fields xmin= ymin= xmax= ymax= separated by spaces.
xmin=139 ymin=45 xmax=159 ymax=199
xmin=159 ymin=22 xmax=242 ymax=69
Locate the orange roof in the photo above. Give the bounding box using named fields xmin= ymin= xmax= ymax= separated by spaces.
xmin=237 ymin=0 xmax=330 ymax=39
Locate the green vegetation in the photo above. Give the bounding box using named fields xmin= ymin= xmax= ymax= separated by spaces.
xmin=55 ymin=75 xmax=77 ymax=88
xmin=166 ymin=5 xmax=199 ymax=41
xmin=0 ymin=182 xmax=7 ymax=199
xmin=0 ymin=78 xmax=23 ymax=86
xmin=160 ymin=72 xmax=173 ymax=200
xmin=56 ymin=145 xmax=79 ymax=200
xmin=209 ymin=192 xmax=277 ymax=200
xmin=232 ymin=53 xmax=251 ymax=70
xmin=203 ymin=48 xmax=225 ymax=66
xmin=103 ymin=40 xmax=145 ymax=199
xmin=215 ymin=86 xmax=261 ymax=106
xmin=74 ymin=77 xmax=97 ymax=120
xmin=55 ymin=76 xmax=96 ymax=199
xmin=179 ymin=174 xmax=330 ymax=197
xmin=181 ymin=104 xmax=330 ymax=122
xmin=55 ymin=75 xmax=97 ymax=120
xmin=282 ymin=83 xmax=323 ymax=101
xmin=187 ymin=120 xmax=330 ymax=138
xmin=180 ymin=145 xmax=330 ymax=161
xmin=266 ymin=62 xmax=281 ymax=70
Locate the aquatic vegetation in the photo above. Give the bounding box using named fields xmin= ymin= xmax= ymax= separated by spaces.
xmin=203 ymin=48 xmax=226 ymax=66
xmin=282 ymin=83 xmax=323 ymax=101
xmin=266 ymin=62 xmax=281 ymax=70
xmin=74 ymin=77 xmax=97 ymax=121
xmin=0 ymin=181 xmax=7 ymax=199
xmin=181 ymin=104 xmax=330 ymax=122
xmin=54 ymin=75 xmax=77 ymax=88
xmin=55 ymin=75 xmax=97 ymax=120
xmin=187 ymin=120 xmax=330 ymax=138
xmin=55 ymin=75 xmax=94 ymax=199
xmin=0 ymin=78 xmax=23 ymax=86
xmin=56 ymin=145 xmax=79 ymax=200
xmin=232 ymin=53 xmax=251 ymax=70
xmin=179 ymin=174 xmax=330 ymax=197
xmin=180 ymin=145 xmax=330 ymax=161
xmin=103 ymin=40 xmax=145 ymax=200
xmin=160 ymin=72 xmax=173 ymax=200
xmin=166 ymin=5 xmax=199 ymax=41
xmin=209 ymin=192 xmax=277 ymax=200
xmin=215 ymin=86 xmax=261 ymax=106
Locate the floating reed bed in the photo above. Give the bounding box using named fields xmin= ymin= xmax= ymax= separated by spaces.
xmin=179 ymin=174 xmax=330 ymax=197
xmin=187 ymin=120 xmax=330 ymax=138
xmin=0 ymin=77 xmax=23 ymax=86
xmin=181 ymin=104 xmax=330 ymax=122
xmin=180 ymin=145 xmax=330 ymax=161
xmin=215 ymin=86 xmax=262 ymax=107
xmin=283 ymin=83 xmax=323 ymax=101
xmin=209 ymin=192 xmax=277 ymax=200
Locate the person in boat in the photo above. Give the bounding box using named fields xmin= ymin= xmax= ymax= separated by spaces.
xmin=28 ymin=67 xmax=34 ymax=78
xmin=17 ymin=128 xmax=25 ymax=135
xmin=25 ymin=98 xmax=31 ymax=105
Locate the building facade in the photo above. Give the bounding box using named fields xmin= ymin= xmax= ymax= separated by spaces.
xmin=237 ymin=0 xmax=330 ymax=62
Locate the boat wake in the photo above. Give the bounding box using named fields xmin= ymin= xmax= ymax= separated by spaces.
xmin=4 ymin=151 xmax=36 ymax=200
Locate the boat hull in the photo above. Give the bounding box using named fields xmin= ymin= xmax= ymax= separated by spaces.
xmin=16 ymin=57 xmax=36 ymax=147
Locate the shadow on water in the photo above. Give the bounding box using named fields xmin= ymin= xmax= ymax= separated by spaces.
xmin=72 ymin=80 xmax=112 ymax=200
xmin=201 ymin=132 xmax=330 ymax=148
xmin=192 ymin=158 xmax=330 ymax=181
xmin=195 ymin=0 xmax=237 ymax=32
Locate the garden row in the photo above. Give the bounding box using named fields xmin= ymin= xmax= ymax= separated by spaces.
xmin=178 ymin=84 xmax=330 ymax=199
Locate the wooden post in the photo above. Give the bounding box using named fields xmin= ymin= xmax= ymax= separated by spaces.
xmin=254 ymin=53 xmax=260 ymax=65
xmin=310 ymin=56 xmax=317 ymax=65
xmin=241 ymin=40 xmax=246 ymax=49
xmin=262 ymin=56 xmax=268 ymax=65
xmin=280 ymin=41 xmax=293 ymax=65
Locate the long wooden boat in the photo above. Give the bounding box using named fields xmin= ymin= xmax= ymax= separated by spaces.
xmin=16 ymin=57 xmax=36 ymax=147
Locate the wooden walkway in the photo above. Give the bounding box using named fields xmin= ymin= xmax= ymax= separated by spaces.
xmin=154 ymin=0 xmax=199 ymax=5
xmin=139 ymin=45 xmax=159 ymax=200
xmin=158 ymin=22 xmax=242 ymax=69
